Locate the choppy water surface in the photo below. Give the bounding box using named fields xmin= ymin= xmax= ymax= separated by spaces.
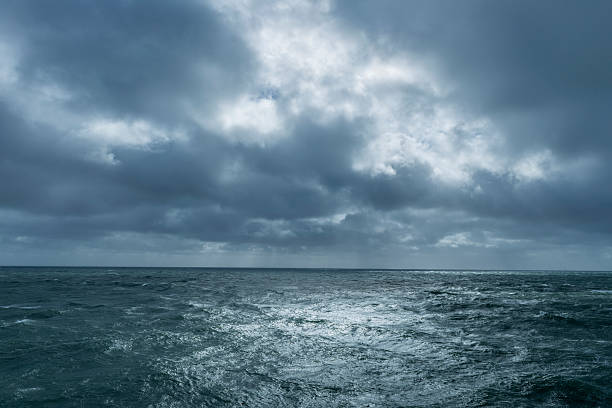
xmin=1 ymin=268 xmax=611 ymax=407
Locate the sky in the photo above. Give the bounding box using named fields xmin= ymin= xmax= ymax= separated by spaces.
xmin=1 ymin=0 xmax=612 ymax=269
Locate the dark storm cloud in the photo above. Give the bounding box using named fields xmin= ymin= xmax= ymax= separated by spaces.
xmin=333 ymin=0 xmax=612 ymax=154
xmin=1 ymin=0 xmax=253 ymax=122
xmin=1 ymin=0 xmax=611 ymax=267
xmin=331 ymin=0 xmax=612 ymax=238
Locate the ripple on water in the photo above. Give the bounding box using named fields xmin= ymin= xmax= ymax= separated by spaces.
xmin=0 ymin=268 xmax=611 ymax=407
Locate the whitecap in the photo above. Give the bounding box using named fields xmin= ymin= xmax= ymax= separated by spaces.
xmin=0 ymin=304 xmax=40 ymax=309
xmin=14 ymin=319 xmax=34 ymax=325
xmin=16 ymin=387 xmax=42 ymax=394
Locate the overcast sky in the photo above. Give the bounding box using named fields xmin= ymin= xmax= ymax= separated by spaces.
xmin=1 ymin=0 xmax=611 ymax=269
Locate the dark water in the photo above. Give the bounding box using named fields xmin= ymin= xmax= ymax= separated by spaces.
xmin=1 ymin=268 xmax=611 ymax=407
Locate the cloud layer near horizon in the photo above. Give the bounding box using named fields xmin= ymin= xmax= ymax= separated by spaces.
xmin=1 ymin=0 xmax=612 ymax=268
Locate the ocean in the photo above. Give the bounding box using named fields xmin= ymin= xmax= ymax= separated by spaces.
xmin=1 ymin=267 xmax=611 ymax=407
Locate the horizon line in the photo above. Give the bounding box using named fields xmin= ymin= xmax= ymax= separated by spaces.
xmin=1 ymin=265 xmax=611 ymax=273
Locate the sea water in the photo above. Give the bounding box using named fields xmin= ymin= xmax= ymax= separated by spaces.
xmin=1 ymin=267 xmax=611 ymax=407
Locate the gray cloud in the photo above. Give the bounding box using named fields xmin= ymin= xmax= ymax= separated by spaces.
xmin=334 ymin=0 xmax=612 ymax=154
xmin=1 ymin=0 xmax=253 ymax=123
xmin=0 ymin=0 xmax=611 ymax=268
